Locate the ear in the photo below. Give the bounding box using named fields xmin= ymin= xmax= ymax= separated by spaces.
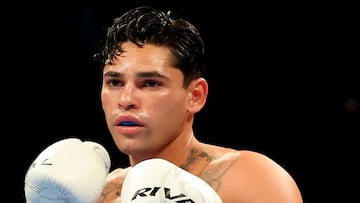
xmin=187 ymin=78 xmax=208 ymax=113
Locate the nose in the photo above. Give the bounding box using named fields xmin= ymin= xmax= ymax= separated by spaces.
xmin=118 ymin=83 xmax=138 ymax=110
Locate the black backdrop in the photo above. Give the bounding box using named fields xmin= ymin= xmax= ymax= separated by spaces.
xmin=6 ymin=1 xmax=359 ymax=202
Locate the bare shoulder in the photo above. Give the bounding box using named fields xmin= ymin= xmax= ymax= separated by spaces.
xmin=200 ymin=147 xmax=303 ymax=203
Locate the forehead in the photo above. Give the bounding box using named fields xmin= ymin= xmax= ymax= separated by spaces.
xmin=105 ymin=42 xmax=171 ymax=67
xmin=103 ymin=42 xmax=181 ymax=76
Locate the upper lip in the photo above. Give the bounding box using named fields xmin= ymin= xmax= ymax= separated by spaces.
xmin=114 ymin=115 xmax=144 ymax=126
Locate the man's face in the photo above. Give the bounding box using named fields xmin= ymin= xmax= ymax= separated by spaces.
xmin=101 ymin=41 xmax=191 ymax=157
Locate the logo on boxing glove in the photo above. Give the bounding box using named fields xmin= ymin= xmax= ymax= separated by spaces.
xmin=31 ymin=158 xmax=53 ymax=167
xmin=121 ymin=158 xmax=222 ymax=203
xmin=131 ymin=186 xmax=194 ymax=202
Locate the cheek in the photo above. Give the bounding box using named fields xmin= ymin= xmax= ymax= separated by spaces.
xmin=100 ymin=92 xmax=115 ymax=128
xmin=152 ymin=96 xmax=188 ymax=136
xmin=100 ymin=92 xmax=106 ymax=106
xmin=100 ymin=91 xmax=112 ymax=111
xmin=153 ymin=94 xmax=187 ymax=117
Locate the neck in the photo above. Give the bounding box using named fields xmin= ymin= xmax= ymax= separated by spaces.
xmin=128 ymin=130 xmax=199 ymax=167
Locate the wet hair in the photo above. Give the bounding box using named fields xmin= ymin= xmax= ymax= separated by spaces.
xmin=94 ymin=6 xmax=205 ymax=87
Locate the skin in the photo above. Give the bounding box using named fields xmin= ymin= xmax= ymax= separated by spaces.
xmin=97 ymin=41 xmax=303 ymax=203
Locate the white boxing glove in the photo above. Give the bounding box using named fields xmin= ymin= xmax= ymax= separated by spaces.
xmin=121 ymin=158 xmax=222 ymax=203
xmin=24 ymin=138 xmax=111 ymax=203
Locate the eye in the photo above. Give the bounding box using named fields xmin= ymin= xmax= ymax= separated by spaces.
xmin=144 ymin=80 xmax=161 ymax=87
xmin=106 ymin=79 xmax=123 ymax=87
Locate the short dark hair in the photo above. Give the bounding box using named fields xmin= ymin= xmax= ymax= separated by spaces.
xmin=95 ymin=6 xmax=206 ymax=87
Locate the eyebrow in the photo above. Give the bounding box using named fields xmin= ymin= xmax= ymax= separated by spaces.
xmin=103 ymin=71 xmax=168 ymax=80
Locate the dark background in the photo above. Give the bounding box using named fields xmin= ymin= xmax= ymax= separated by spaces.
xmin=5 ymin=1 xmax=358 ymax=202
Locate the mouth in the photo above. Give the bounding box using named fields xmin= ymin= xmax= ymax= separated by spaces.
xmin=118 ymin=121 xmax=139 ymax=126
xmin=115 ymin=118 xmax=144 ymax=135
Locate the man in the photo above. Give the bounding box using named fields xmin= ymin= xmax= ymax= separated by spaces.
xmin=95 ymin=5 xmax=303 ymax=203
